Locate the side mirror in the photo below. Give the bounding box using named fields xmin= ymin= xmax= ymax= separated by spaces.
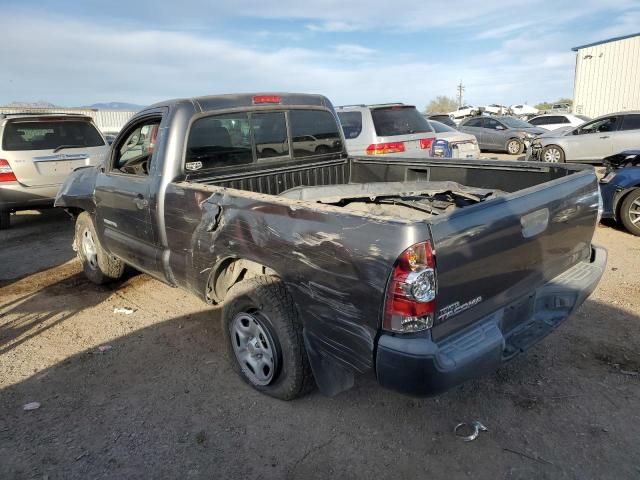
xmin=495 ymin=125 xmax=505 ymax=130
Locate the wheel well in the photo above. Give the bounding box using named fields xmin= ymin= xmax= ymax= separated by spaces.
xmin=615 ymin=187 xmax=640 ymax=220
xmin=206 ymin=258 xmax=278 ymax=304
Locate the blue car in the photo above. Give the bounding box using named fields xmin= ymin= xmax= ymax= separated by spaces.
xmin=600 ymin=150 xmax=640 ymax=236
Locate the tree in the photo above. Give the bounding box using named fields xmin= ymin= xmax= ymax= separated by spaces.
xmin=535 ymin=98 xmax=573 ymax=110
xmin=425 ymin=96 xmax=458 ymax=114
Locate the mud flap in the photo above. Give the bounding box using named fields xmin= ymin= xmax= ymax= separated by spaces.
xmin=303 ymin=330 xmax=355 ymax=397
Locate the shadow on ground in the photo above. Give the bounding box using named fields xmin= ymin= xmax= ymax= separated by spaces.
xmin=1 ymin=286 xmax=639 ymax=479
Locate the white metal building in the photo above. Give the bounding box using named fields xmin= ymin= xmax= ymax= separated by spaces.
xmin=0 ymin=107 xmax=137 ymax=134
xmin=572 ymin=33 xmax=640 ymax=118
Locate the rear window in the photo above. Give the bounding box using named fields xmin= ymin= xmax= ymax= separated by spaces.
xmin=2 ymin=120 xmax=104 ymax=151
xmin=337 ymin=111 xmax=363 ymax=139
xmin=289 ymin=110 xmax=342 ymax=158
xmin=371 ymin=106 xmax=432 ymax=137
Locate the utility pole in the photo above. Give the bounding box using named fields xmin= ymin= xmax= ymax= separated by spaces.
xmin=456 ymin=81 xmax=465 ymax=108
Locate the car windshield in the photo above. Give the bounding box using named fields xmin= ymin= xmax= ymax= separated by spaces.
xmin=499 ymin=117 xmax=535 ymax=129
xmin=2 ymin=119 xmax=104 ymax=151
xmin=371 ymin=106 xmax=433 ymax=136
xmin=428 ymin=120 xmax=456 ymax=133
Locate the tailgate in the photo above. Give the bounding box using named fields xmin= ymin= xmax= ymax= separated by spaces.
xmin=429 ymin=170 xmax=599 ymax=341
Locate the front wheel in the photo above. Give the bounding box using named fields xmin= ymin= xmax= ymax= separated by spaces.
xmin=222 ymin=276 xmax=314 ymax=400
xmin=506 ymin=138 xmax=524 ymax=155
xmin=620 ymin=189 xmax=640 ymax=236
xmin=75 ymin=212 xmax=125 ymax=284
xmin=541 ymin=145 xmax=565 ymax=163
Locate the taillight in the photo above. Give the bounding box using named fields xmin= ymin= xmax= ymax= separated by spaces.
xmin=383 ymin=241 xmax=436 ymax=333
xmin=366 ymin=142 xmax=405 ymax=155
xmin=0 ymin=160 xmax=17 ymax=182
xmin=419 ymin=138 xmax=434 ymax=150
xmin=253 ymin=95 xmax=281 ymax=104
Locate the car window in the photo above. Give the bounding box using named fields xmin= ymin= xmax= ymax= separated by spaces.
xmin=558 ymin=116 xmax=570 ymax=124
xmin=528 ymin=117 xmax=546 ymax=126
xmin=575 ymin=117 xmax=618 ymax=135
xmin=620 ymin=114 xmax=640 ymax=131
xmin=114 ymin=118 xmax=161 ymax=175
xmin=253 ymin=112 xmax=289 ymax=160
xmin=500 ymin=117 xmax=534 ymax=128
xmin=185 ymin=113 xmax=253 ymax=171
xmin=371 ymin=106 xmax=432 ymax=136
xmin=337 ymin=111 xmax=363 ymax=139
xmin=463 ymin=118 xmax=482 ymax=127
xmin=484 ymin=118 xmax=503 ymax=130
xmin=2 ymin=119 xmax=104 ymax=151
xmin=428 ymin=120 xmax=456 ymax=133
xmin=289 ymin=110 xmax=342 ymax=158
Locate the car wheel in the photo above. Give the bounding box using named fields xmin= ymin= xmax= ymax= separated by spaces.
xmin=506 ymin=139 xmax=524 ymax=155
xmin=222 ymin=275 xmax=314 ymax=400
xmin=75 ymin=212 xmax=125 ymax=284
xmin=620 ymin=189 xmax=640 ymax=236
xmin=541 ymin=145 xmax=565 ymax=163
xmin=315 ymin=145 xmax=329 ymax=154
xmin=0 ymin=211 xmax=10 ymax=230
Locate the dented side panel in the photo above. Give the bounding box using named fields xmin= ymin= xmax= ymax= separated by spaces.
xmin=54 ymin=165 xmax=99 ymax=213
xmin=163 ymin=182 xmax=432 ymax=374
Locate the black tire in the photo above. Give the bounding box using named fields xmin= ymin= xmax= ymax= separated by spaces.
xmin=541 ymin=145 xmax=565 ymax=163
xmin=0 ymin=211 xmax=10 ymax=230
xmin=620 ymin=189 xmax=640 ymax=236
xmin=315 ymin=145 xmax=330 ymax=154
xmin=222 ymin=276 xmax=314 ymax=400
xmin=75 ymin=212 xmax=125 ymax=284
xmin=506 ymin=138 xmax=524 ymax=155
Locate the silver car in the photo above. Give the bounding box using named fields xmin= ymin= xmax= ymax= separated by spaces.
xmin=529 ymin=111 xmax=640 ymax=163
xmin=458 ymin=116 xmax=546 ymax=155
xmin=0 ymin=113 xmax=108 ymax=228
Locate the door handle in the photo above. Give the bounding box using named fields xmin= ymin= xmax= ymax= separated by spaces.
xmin=599 ymin=135 xmax=610 ymax=139
xmin=133 ymin=194 xmax=149 ymax=209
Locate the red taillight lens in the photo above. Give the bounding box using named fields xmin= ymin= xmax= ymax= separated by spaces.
xmin=366 ymin=142 xmax=405 ymax=155
xmin=253 ymin=95 xmax=281 ymax=104
xmin=0 ymin=160 xmax=17 ymax=182
xmin=419 ymin=138 xmax=434 ymax=150
xmin=383 ymin=241 xmax=436 ymax=333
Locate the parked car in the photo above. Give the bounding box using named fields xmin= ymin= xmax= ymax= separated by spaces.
xmin=336 ymin=103 xmax=437 ymax=158
xmin=427 ymin=120 xmax=480 ymax=158
xmin=528 ymin=111 xmax=640 ymax=163
xmin=449 ymin=105 xmax=478 ymax=120
xmin=0 ymin=113 xmax=108 ymax=229
xmin=458 ymin=116 xmax=546 ymax=154
xmin=425 ymin=114 xmax=457 ymax=128
xmin=600 ymin=150 xmax=640 ymax=235
xmin=509 ymin=104 xmax=539 ymax=116
xmin=56 ymin=92 xmax=605 ymax=400
xmin=482 ymin=104 xmax=508 ymax=115
xmin=528 ymin=114 xmax=591 ymax=131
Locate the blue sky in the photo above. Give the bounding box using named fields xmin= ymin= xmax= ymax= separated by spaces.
xmin=1 ymin=0 xmax=639 ymax=109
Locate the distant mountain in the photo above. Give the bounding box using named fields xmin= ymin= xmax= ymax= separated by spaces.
xmin=4 ymin=100 xmax=58 ymax=108
xmin=87 ymin=102 xmax=145 ymax=111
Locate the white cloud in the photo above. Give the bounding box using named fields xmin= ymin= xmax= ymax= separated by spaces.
xmin=306 ymin=21 xmax=363 ymax=32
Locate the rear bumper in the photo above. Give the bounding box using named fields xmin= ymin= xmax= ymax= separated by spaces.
xmin=376 ymin=245 xmax=607 ymax=396
xmin=0 ymin=182 xmax=59 ymax=211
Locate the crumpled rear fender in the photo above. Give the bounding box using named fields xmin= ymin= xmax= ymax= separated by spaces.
xmin=54 ymin=166 xmax=98 ymax=214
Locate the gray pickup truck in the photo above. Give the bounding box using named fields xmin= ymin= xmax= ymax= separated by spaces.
xmin=56 ymin=93 xmax=606 ymax=400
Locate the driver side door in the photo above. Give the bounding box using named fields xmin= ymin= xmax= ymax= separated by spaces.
xmin=482 ymin=118 xmax=506 ymax=149
xmin=94 ymin=113 xmax=164 ymax=276
xmin=566 ymin=116 xmax=619 ymax=161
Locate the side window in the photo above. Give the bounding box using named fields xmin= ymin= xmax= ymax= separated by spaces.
xmin=337 ymin=111 xmax=363 ymax=139
xmin=484 ymin=118 xmax=501 ymax=130
xmin=464 ymin=118 xmax=482 ymax=127
xmin=558 ymin=116 xmax=570 ymax=124
xmin=252 ymin=112 xmax=289 ymax=160
xmin=289 ymin=110 xmax=342 ymax=157
xmin=114 ymin=117 xmax=161 ymax=175
xmin=185 ymin=113 xmax=252 ymax=170
xmin=576 ymin=117 xmax=618 ymax=135
xmin=620 ymin=114 xmax=640 ymax=131
xmin=529 ymin=117 xmax=546 ymax=126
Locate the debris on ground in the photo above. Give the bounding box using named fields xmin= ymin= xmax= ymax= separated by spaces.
xmin=454 ymin=420 xmax=488 ymax=441
xmin=113 ymin=307 xmax=135 ymax=315
xmin=23 ymin=402 xmax=41 ymax=411
xmin=97 ymin=345 xmax=113 ymax=353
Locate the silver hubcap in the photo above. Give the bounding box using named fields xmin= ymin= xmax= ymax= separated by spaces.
xmin=630 ymin=199 xmax=640 ymax=225
xmin=543 ymin=148 xmax=561 ymax=163
xmin=508 ymin=141 xmax=520 ymax=154
xmin=81 ymin=228 xmax=98 ymax=270
xmin=230 ymin=312 xmax=277 ymax=386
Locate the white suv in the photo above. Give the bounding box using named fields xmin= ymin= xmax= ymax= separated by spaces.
xmin=336 ymin=104 xmax=438 ymax=158
xmin=527 ymin=113 xmax=591 ymax=131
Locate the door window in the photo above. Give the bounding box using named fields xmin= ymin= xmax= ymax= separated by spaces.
xmin=484 ymin=118 xmax=503 ymax=130
xmin=114 ymin=118 xmax=161 ymax=175
xmin=575 ymin=117 xmax=618 ymax=135
xmin=529 ymin=117 xmax=548 ymax=126
xmin=620 ymin=114 xmax=640 ymax=131
xmin=463 ymin=118 xmax=482 ymax=127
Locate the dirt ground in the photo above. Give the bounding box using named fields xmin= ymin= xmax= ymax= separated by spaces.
xmin=1 ymin=208 xmax=639 ymax=480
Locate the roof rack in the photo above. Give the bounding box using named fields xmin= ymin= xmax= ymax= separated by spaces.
xmin=336 ymin=104 xmax=366 ymax=108
xmin=0 ymin=112 xmax=91 ymax=119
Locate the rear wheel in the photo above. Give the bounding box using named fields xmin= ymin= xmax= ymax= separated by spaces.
xmin=222 ymin=276 xmax=314 ymax=400
xmin=75 ymin=212 xmax=125 ymax=284
xmin=541 ymin=145 xmax=565 ymax=163
xmin=620 ymin=189 xmax=640 ymax=236
xmin=0 ymin=211 xmax=10 ymax=230
xmin=506 ymin=138 xmax=524 ymax=155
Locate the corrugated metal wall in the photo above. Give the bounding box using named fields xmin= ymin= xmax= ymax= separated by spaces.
xmin=0 ymin=107 xmax=137 ymax=133
xmin=573 ymin=35 xmax=640 ymax=118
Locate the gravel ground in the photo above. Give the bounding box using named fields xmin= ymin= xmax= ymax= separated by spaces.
xmin=1 ymin=209 xmax=639 ymax=480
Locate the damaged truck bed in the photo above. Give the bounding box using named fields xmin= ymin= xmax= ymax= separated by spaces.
xmin=56 ymin=93 xmax=606 ymax=400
